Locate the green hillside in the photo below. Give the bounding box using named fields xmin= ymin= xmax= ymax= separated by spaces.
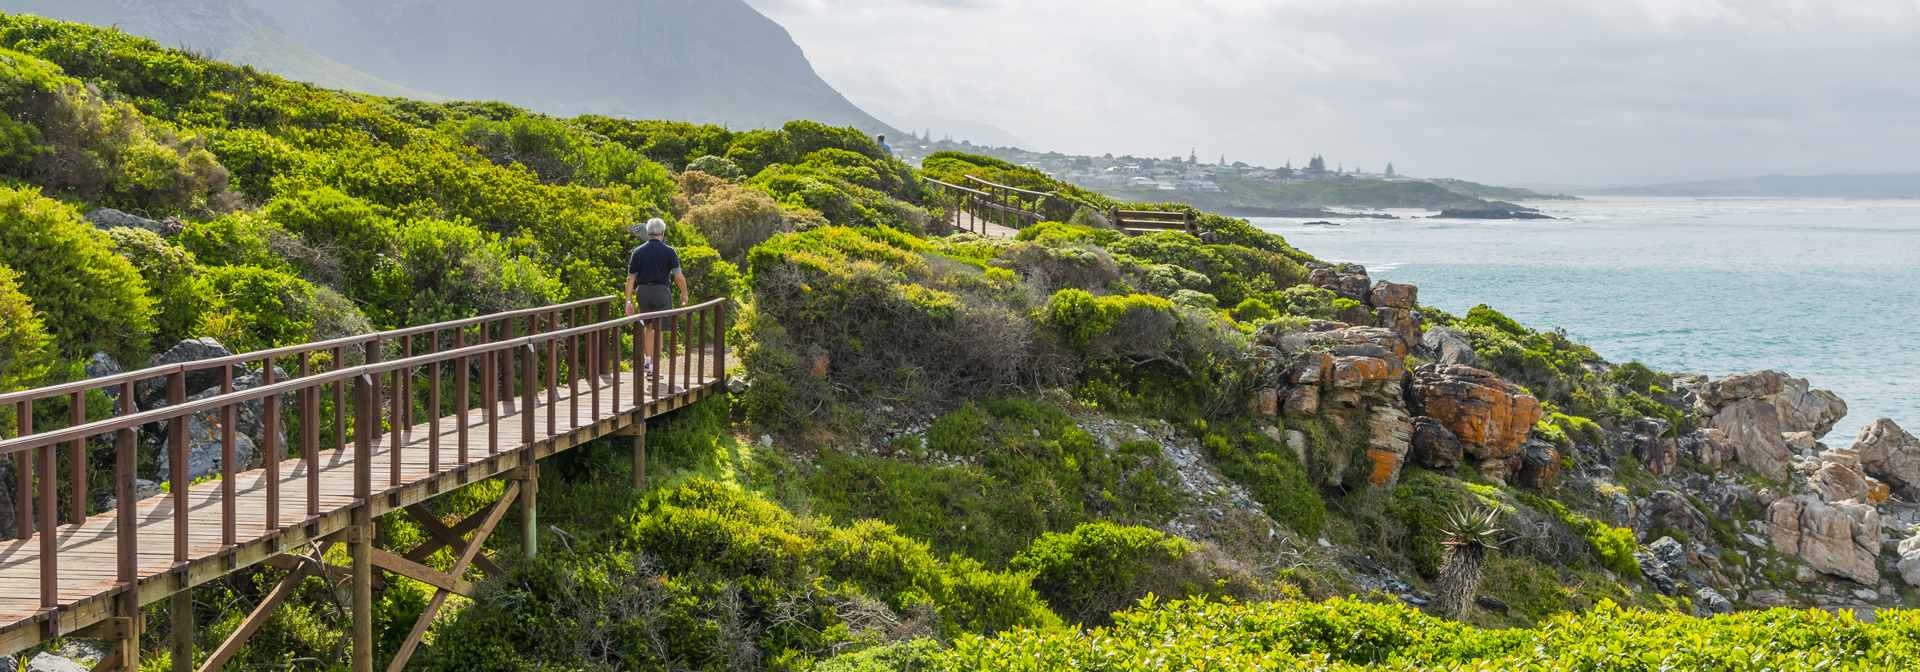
xmin=0 ymin=16 xmax=1910 ymax=672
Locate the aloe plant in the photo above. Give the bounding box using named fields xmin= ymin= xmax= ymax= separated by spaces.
xmin=1435 ymin=505 xmax=1502 ymax=621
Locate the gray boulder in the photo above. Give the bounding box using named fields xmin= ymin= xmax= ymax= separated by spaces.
xmin=154 ymin=367 xmax=292 ymax=485
xmin=83 ymin=208 xmax=159 ymax=232
xmin=136 ymin=338 xmax=249 ymax=411
xmin=1694 ymin=586 xmax=1736 ymax=615
xmin=1419 ymin=327 xmax=1477 ymax=367
xmin=26 ymin=653 xmax=87 ymax=672
xmin=1699 ymin=370 xmax=1847 ymax=438
xmin=1898 ymin=532 xmax=1920 ymax=588
xmin=1710 ymin=399 xmax=1791 ymax=481
xmin=1855 ymin=418 xmax=1920 ymax=502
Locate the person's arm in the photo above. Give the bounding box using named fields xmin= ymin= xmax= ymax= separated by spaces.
xmin=674 ymin=270 xmax=690 ymax=305
xmin=625 ymin=273 xmax=637 ymax=315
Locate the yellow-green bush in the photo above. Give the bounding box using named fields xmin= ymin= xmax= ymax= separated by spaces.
xmin=419 ymin=479 xmax=1057 ymax=672
xmin=0 ymin=47 xmax=231 ymax=214
xmin=197 ymin=265 xmax=319 ymax=352
xmin=104 ymin=227 xmax=206 ymax=346
xmin=681 ymin=182 xmax=791 ymax=262
xmin=0 ymin=263 xmax=49 ymax=391
xmin=0 ymin=185 xmax=152 ymax=362
xmin=935 ymin=597 xmax=1920 ymax=670
xmin=1009 ymin=523 xmax=1194 ymax=625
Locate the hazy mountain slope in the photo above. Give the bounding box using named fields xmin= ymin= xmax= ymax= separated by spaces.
xmin=0 ymin=0 xmax=434 ymax=98
xmin=250 ymin=0 xmax=895 ymax=133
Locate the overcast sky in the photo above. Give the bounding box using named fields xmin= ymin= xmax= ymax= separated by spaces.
xmin=744 ymin=0 xmax=1920 ymax=185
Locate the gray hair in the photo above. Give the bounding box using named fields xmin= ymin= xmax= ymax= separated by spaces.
xmin=645 ymin=218 xmax=666 ymax=237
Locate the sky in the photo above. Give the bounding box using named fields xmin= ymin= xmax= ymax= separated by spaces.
xmin=743 ymin=0 xmax=1920 ymax=185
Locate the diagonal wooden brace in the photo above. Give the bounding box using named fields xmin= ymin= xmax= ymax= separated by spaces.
xmin=384 ymin=481 xmax=519 ymax=672
xmin=369 ymin=548 xmax=476 ymax=598
xmin=195 ymin=563 xmax=313 ymax=672
xmin=401 ymin=502 xmax=509 ymax=577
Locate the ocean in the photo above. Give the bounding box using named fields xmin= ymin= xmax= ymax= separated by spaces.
xmin=1251 ymin=197 xmax=1920 ymax=446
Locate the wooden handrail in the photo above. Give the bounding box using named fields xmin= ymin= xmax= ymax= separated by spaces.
xmin=0 ymin=296 xmax=618 ymax=406
xmin=0 ymin=298 xmax=727 ymax=455
xmin=964 ymin=175 xmax=1051 ymax=199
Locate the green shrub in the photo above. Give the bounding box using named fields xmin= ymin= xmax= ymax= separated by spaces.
xmin=0 ymin=48 xmax=231 ymax=214
xmin=104 ymin=227 xmax=206 ymax=346
xmin=0 ymin=185 xmax=152 ymax=362
xmin=175 ymin=212 xmax=295 ymax=272
xmin=1045 ymin=289 xmax=1175 ymax=347
xmin=197 ymin=265 xmax=318 ymax=352
xmin=0 ymin=263 xmax=49 ymax=390
xmin=1016 ymin=221 xmax=1123 ymax=247
xmin=1201 ymin=427 xmax=1326 ymax=536
xmin=572 ymin=117 xmax=735 ymax=169
xmin=1516 ymin=492 xmax=1641 ymax=576
xmin=386 ymin=217 xmax=565 ymax=326
xmin=682 ymin=182 xmax=790 ymax=263
xmin=1009 ymin=523 xmax=1194 ymax=624
xmin=724 ymin=128 xmax=796 ymax=177
xmin=685 ymin=154 xmax=742 ymax=180
xmin=1232 ymin=298 xmax=1276 ymax=323
xmin=808 ymin=398 xmax=1182 ymax=567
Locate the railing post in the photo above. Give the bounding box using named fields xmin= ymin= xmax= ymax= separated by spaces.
xmin=38 ymin=402 xmax=54 ymax=607
xmin=69 ymin=390 xmax=85 ymax=525
xmin=484 ymin=320 xmax=498 ymax=455
xmin=521 ymin=344 xmax=536 ymax=448
xmin=264 ymin=358 xmax=279 ymax=531
xmin=429 ymin=330 xmax=441 ymax=477
xmin=14 ymin=401 xmax=29 ymax=539
xmin=351 ymin=373 xmax=375 ymax=672
xmin=456 ymin=327 xmax=469 ymax=467
xmin=168 ymin=370 xmax=187 ymax=564
xmin=715 ymin=302 xmax=727 ymax=382
xmin=302 ymin=353 xmax=318 ymax=519
xmin=115 ymin=381 xmax=140 ymax=672
xmin=221 ymin=366 xmax=236 ymax=549
xmin=117 ymin=381 xmax=137 ymax=584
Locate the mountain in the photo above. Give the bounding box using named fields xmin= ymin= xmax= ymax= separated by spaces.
xmin=1 ymin=0 xmax=893 ymax=134
xmin=1569 ymin=172 xmax=1920 ymax=198
xmin=248 ymin=0 xmax=894 ymax=133
xmin=0 ymin=0 xmax=433 ymax=98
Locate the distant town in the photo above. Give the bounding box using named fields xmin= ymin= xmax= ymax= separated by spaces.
xmin=889 ymin=131 xmax=1469 ymax=193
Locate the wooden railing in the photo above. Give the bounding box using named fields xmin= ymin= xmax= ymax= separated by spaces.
xmin=0 ymin=296 xmax=728 ymax=612
xmin=926 ymin=177 xmax=1048 ymax=233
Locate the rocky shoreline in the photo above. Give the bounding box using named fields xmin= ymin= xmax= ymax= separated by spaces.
xmin=1238 ymin=263 xmax=1920 ymax=615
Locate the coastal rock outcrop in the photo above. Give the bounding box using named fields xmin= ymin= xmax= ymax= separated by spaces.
xmin=1709 ymin=399 xmax=1791 ymax=481
xmin=1409 ymin=417 xmax=1463 ymax=470
xmin=1516 ymin=439 xmax=1561 ymax=490
xmin=1615 ymin=417 xmax=1677 ymax=474
xmin=1854 ymin=418 xmax=1920 ymax=501
xmin=1409 ymin=364 xmax=1542 ymax=462
xmin=1419 ymin=327 xmax=1477 ymax=368
xmin=1678 ymin=428 xmax=1734 ymax=469
xmin=1698 ymin=370 xmax=1848 ymax=438
xmin=1767 ymin=495 xmax=1880 ymax=585
xmin=1898 ymin=531 xmax=1920 ymax=588
xmin=1308 ymin=266 xmax=1371 ymax=303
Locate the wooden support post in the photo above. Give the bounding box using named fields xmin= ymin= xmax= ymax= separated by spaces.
xmin=351 ymin=374 xmax=375 ymax=672
xmin=632 ymin=422 xmax=646 ymax=489
xmin=400 ymin=504 xmax=508 ymax=577
xmin=517 ymin=462 xmax=538 ymax=559
xmin=170 ymin=590 xmax=192 ymax=672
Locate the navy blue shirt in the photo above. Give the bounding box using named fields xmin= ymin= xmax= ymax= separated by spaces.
xmin=627 ymin=240 xmax=682 ymax=285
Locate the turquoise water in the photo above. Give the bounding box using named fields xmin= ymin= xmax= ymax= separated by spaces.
xmin=1252 ymin=198 xmax=1920 ymax=445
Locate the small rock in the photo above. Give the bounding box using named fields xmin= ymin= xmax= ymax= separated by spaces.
xmin=1474 ymin=596 xmax=1509 ymax=615
xmin=1796 ymin=566 xmax=1817 ymax=583
xmin=758 ymin=435 xmax=773 ymax=448
xmin=83 ymin=208 xmax=159 ymax=232
xmin=1317 ymin=538 xmax=1332 ymax=548
xmin=1852 ymin=589 xmax=1878 ymax=600
xmin=1695 ymin=586 xmax=1735 ymax=615
xmin=27 ymin=653 xmax=88 ymax=672
xmin=1402 ymin=594 xmax=1430 ymax=606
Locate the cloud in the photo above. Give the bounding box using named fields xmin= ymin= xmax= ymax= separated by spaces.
xmin=744 ymin=0 xmax=1920 ymax=183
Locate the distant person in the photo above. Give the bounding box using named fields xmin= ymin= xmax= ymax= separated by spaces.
xmin=876 ymin=133 xmax=892 ymax=155
xmin=625 ymin=218 xmax=690 ymax=378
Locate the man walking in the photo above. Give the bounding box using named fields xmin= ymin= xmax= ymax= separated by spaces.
xmin=626 ymin=218 xmax=690 ymax=377
xmin=876 ymin=133 xmax=892 ymax=156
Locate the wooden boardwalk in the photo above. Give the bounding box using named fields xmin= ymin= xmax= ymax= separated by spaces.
xmin=955 ymin=211 xmax=1022 ymax=238
xmin=0 ymin=296 xmax=729 ymax=670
